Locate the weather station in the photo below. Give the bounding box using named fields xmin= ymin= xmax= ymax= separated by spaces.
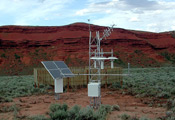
xmin=41 ymin=20 xmax=130 ymax=108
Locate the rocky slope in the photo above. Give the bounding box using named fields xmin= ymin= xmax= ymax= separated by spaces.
xmin=0 ymin=23 xmax=175 ymax=75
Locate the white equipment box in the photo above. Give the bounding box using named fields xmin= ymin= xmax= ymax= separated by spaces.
xmin=88 ymin=83 xmax=100 ymax=97
xmin=54 ymin=78 xmax=63 ymax=93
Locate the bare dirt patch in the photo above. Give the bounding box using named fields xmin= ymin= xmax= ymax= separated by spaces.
xmin=0 ymin=88 xmax=166 ymax=120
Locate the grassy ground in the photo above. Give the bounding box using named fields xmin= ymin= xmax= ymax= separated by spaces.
xmin=111 ymin=67 xmax=175 ymax=120
xmin=121 ymin=67 xmax=175 ymax=99
xmin=0 ymin=75 xmax=51 ymax=102
xmin=1 ymin=67 xmax=175 ymax=120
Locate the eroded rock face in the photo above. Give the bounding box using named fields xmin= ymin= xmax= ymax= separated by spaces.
xmin=0 ymin=23 xmax=175 ymax=75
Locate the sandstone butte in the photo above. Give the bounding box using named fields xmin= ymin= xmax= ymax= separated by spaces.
xmin=0 ymin=22 xmax=175 ymax=75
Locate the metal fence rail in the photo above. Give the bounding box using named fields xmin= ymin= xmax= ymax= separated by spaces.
xmin=34 ymin=67 xmax=122 ymax=89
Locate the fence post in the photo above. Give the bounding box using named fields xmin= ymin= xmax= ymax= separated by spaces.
xmin=67 ymin=78 xmax=70 ymax=92
xmin=86 ymin=69 xmax=89 ymax=86
xmin=105 ymin=69 xmax=107 ymax=89
xmin=34 ymin=68 xmax=37 ymax=88
xmin=120 ymin=68 xmax=123 ymax=87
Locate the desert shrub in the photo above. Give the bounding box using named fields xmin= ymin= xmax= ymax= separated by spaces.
xmin=49 ymin=103 xmax=68 ymax=113
xmin=49 ymin=104 xmax=69 ymax=120
xmin=114 ymin=59 xmax=126 ymax=67
xmin=130 ymin=117 xmax=139 ymax=120
xmin=120 ymin=114 xmax=148 ymax=120
xmin=167 ymin=98 xmax=175 ymax=111
xmin=96 ymin=105 xmax=112 ymax=120
xmin=134 ymin=50 xmax=142 ymax=54
xmin=49 ymin=104 xmax=112 ymax=120
xmin=0 ymin=75 xmax=50 ymax=102
xmin=139 ymin=117 xmax=152 ymax=120
xmin=14 ymin=53 xmax=20 ymax=59
xmin=171 ymin=31 xmax=175 ymax=38
xmin=68 ymin=105 xmax=81 ymax=119
xmin=50 ymin=109 xmax=68 ymax=120
xmin=0 ymin=96 xmax=13 ymax=102
xmin=112 ymin=104 xmax=120 ymax=111
xmin=75 ymin=107 xmax=96 ymax=120
xmin=170 ymin=88 xmax=175 ymax=95
xmin=28 ymin=115 xmax=48 ymax=120
xmin=0 ymin=104 xmax=18 ymax=113
xmin=1 ymin=53 xmax=6 ymax=58
xmin=111 ymin=81 xmax=122 ymax=89
xmin=156 ymin=91 xmax=171 ymax=99
xmin=120 ymin=113 xmax=131 ymax=120
xmin=11 ymin=104 xmax=19 ymax=118
xmin=123 ymin=67 xmax=175 ymax=101
xmin=160 ymin=52 xmax=175 ymax=63
xmin=167 ymin=116 xmax=175 ymax=120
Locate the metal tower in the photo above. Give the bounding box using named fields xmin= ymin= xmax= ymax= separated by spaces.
xmin=88 ymin=20 xmax=115 ymax=108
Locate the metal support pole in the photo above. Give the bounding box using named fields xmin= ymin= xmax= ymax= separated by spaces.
xmin=128 ymin=63 xmax=130 ymax=74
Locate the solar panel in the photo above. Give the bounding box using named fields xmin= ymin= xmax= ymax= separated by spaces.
xmin=54 ymin=61 xmax=68 ymax=69
xmin=41 ymin=61 xmax=74 ymax=80
xmin=42 ymin=61 xmax=57 ymax=70
xmin=49 ymin=70 xmax=62 ymax=79
xmin=62 ymin=69 xmax=74 ymax=77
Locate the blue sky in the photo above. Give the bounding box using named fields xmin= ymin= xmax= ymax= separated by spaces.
xmin=0 ymin=0 xmax=175 ymax=32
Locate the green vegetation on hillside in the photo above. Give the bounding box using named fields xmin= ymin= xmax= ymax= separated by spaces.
xmin=160 ymin=51 xmax=175 ymax=64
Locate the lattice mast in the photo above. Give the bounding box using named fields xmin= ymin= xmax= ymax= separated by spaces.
xmin=89 ymin=21 xmax=115 ymax=83
xmin=88 ymin=20 xmax=115 ymax=108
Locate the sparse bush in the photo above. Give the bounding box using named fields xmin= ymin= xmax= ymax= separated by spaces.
xmin=171 ymin=31 xmax=175 ymax=38
xmin=167 ymin=98 xmax=175 ymax=111
xmin=0 ymin=75 xmax=49 ymax=103
xmin=49 ymin=103 xmax=68 ymax=113
xmin=112 ymin=81 xmax=122 ymax=89
xmin=28 ymin=115 xmax=48 ymax=120
xmin=0 ymin=104 xmax=17 ymax=113
xmin=14 ymin=53 xmax=20 ymax=59
xmin=139 ymin=117 xmax=152 ymax=120
xmin=68 ymin=105 xmax=81 ymax=119
xmin=114 ymin=59 xmax=126 ymax=67
xmin=97 ymin=104 xmax=112 ymax=117
xmin=171 ymin=88 xmax=175 ymax=95
xmin=1 ymin=53 xmax=6 ymax=58
xmin=120 ymin=113 xmax=131 ymax=120
xmin=134 ymin=50 xmax=142 ymax=54
xmin=167 ymin=116 xmax=175 ymax=120
xmin=76 ymin=107 xmax=95 ymax=120
xmin=157 ymin=91 xmax=171 ymax=99
xmin=123 ymin=67 xmax=175 ymax=103
xmin=131 ymin=116 xmax=139 ymax=120
xmin=112 ymin=104 xmax=120 ymax=111
xmin=49 ymin=104 xmax=112 ymax=120
xmin=50 ymin=109 xmax=68 ymax=120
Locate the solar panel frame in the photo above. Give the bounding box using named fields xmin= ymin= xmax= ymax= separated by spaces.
xmin=41 ymin=61 xmax=74 ymax=80
xmin=61 ymin=69 xmax=74 ymax=77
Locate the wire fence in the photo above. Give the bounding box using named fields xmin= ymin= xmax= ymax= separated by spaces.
xmin=34 ymin=67 xmax=122 ymax=89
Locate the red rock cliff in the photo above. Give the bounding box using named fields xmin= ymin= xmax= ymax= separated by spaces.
xmin=0 ymin=23 xmax=175 ymax=75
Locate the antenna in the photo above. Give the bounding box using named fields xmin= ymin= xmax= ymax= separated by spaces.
xmin=88 ymin=19 xmax=91 ymax=32
xmin=101 ymin=24 xmax=115 ymax=40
